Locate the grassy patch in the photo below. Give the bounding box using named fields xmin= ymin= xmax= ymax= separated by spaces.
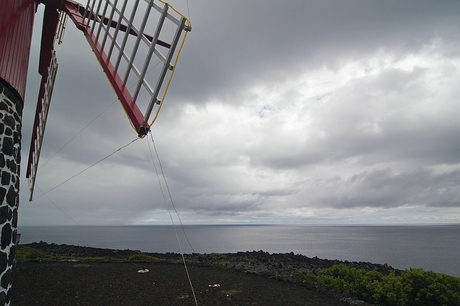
xmin=209 ymin=253 xmax=227 ymax=260
xmin=78 ymin=256 xmax=116 ymax=262
xmin=126 ymin=253 xmax=165 ymax=262
xmin=72 ymin=263 xmax=91 ymax=268
xmin=209 ymin=253 xmax=228 ymax=269
xmin=15 ymin=245 xmax=121 ymax=262
xmin=15 ymin=246 xmax=49 ymax=262
xmin=212 ymin=262 xmax=228 ymax=269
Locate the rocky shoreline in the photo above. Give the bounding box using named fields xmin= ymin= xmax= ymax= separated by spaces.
xmin=23 ymin=241 xmax=400 ymax=283
xmin=10 ymin=241 xmax=404 ymax=305
xmin=186 ymin=251 xmax=399 ymax=283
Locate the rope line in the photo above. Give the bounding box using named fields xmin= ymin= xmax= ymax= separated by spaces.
xmin=36 ymin=186 xmax=81 ymax=226
xmin=38 ymin=99 xmax=119 ymax=170
xmin=35 ymin=56 xmax=159 ymax=177
xmin=146 ymin=131 xmax=198 ymax=306
xmin=147 ymin=132 xmax=195 ymax=252
xmin=34 ymin=137 xmax=139 ymax=200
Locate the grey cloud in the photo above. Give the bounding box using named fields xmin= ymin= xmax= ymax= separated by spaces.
xmin=18 ymin=0 xmax=460 ymax=225
xmin=172 ymin=1 xmax=460 ymax=104
xmin=246 ymin=63 xmax=460 ymax=171
xmin=309 ymin=168 xmax=460 ymax=209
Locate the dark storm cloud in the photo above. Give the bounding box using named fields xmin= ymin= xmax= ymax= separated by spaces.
xmin=172 ymin=0 xmax=460 ymax=104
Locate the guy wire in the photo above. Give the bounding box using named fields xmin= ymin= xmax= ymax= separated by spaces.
xmin=147 ymin=131 xmax=198 ymax=306
xmin=34 ymin=137 xmax=139 ymax=200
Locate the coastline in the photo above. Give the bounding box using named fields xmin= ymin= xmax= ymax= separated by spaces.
xmin=17 ymin=224 xmax=460 ymax=278
xmin=11 ymin=242 xmax=385 ymax=306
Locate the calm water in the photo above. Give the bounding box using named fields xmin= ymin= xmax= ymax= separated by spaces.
xmin=17 ymin=224 xmax=460 ymax=277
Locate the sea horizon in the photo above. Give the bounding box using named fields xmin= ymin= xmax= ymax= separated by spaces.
xmin=17 ymin=224 xmax=460 ymax=277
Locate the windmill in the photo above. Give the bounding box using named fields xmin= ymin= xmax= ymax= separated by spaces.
xmin=0 ymin=0 xmax=190 ymax=303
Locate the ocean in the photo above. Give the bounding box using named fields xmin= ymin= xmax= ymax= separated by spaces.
xmin=17 ymin=224 xmax=460 ymax=277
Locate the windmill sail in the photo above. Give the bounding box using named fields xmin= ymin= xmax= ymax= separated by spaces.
xmin=26 ymin=5 xmax=61 ymax=201
xmin=26 ymin=0 xmax=191 ymax=200
xmin=63 ymin=0 xmax=191 ymax=135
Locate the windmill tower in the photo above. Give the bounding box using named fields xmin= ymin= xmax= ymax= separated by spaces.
xmin=0 ymin=0 xmax=190 ymax=303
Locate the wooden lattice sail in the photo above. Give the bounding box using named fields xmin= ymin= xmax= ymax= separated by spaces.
xmin=26 ymin=0 xmax=191 ymax=200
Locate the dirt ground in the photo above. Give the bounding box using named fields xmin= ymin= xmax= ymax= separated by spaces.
xmin=12 ymin=261 xmax=350 ymax=306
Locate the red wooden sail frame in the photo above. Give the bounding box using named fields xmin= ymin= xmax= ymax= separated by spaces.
xmin=26 ymin=0 xmax=190 ymax=200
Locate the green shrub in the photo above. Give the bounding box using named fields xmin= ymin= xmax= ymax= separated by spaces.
xmin=364 ymin=271 xmax=409 ymax=306
xmin=402 ymin=268 xmax=460 ymax=306
xmin=313 ymin=264 xmax=460 ymax=306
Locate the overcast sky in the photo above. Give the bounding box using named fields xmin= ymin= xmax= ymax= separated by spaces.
xmin=18 ymin=0 xmax=460 ymax=226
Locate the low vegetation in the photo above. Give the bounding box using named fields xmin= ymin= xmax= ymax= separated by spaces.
xmin=17 ymin=245 xmax=460 ymax=305
xmin=15 ymin=246 xmax=161 ymax=263
xmin=125 ymin=252 xmax=164 ymax=262
xmin=209 ymin=253 xmax=227 ymax=260
xmin=297 ymin=264 xmax=460 ymax=306
xmin=208 ymin=253 xmax=229 ymax=269
xmin=72 ymin=263 xmax=91 ymax=268
xmin=15 ymin=246 xmax=47 ymax=262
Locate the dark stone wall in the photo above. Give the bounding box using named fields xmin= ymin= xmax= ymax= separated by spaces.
xmin=0 ymin=80 xmax=23 ymax=306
